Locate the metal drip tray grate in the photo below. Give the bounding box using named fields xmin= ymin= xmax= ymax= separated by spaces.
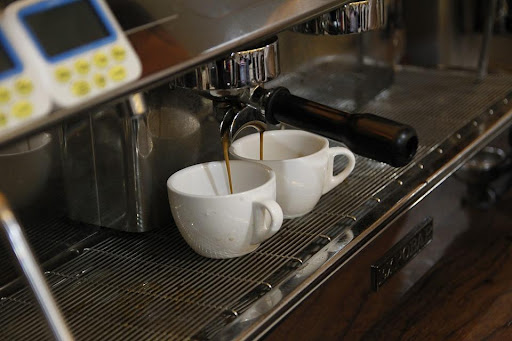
xmin=2 ymin=68 xmax=512 ymax=340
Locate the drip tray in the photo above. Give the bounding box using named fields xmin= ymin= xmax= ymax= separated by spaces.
xmin=2 ymin=67 xmax=512 ymax=340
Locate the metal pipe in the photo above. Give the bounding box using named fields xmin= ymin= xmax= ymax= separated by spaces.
xmin=477 ymin=0 xmax=498 ymax=80
xmin=0 ymin=193 xmax=74 ymax=341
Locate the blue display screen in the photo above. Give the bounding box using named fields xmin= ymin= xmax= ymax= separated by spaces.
xmin=0 ymin=29 xmax=21 ymax=80
xmin=21 ymin=0 xmax=115 ymax=60
xmin=0 ymin=44 xmax=15 ymax=74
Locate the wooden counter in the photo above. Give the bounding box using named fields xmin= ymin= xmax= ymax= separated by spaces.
xmin=265 ymin=174 xmax=512 ymax=340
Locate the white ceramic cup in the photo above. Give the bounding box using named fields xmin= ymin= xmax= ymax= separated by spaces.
xmin=167 ymin=160 xmax=283 ymax=258
xmin=230 ymin=130 xmax=356 ymax=218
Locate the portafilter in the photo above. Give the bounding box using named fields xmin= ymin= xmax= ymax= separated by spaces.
xmin=175 ymin=36 xmax=418 ymax=167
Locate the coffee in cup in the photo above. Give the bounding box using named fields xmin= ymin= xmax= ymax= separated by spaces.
xmin=230 ymin=130 xmax=355 ymax=218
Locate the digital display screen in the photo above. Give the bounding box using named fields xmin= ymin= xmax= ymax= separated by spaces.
xmin=24 ymin=0 xmax=110 ymax=58
xmin=0 ymin=44 xmax=15 ymax=74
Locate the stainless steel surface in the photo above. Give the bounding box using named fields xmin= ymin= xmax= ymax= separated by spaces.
xmin=176 ymin=38 xmax=280 ymax=97
xmin=61 ymin=27 xmax=394 ymax=231
xmin=176 ymin=36 xmax=279 ymax=142
xmin=61 ymin=106 xmax=133 ymax=230
xmin=0 ymin=193 xmax=74 ymax=341
xmin=220 ymin=106 xmax=267 ymax=143
xmin=371 ymin=217 xmax=433 ymax=291
xmin=403 ymin=0 xmax=512 ymax=70
xmin=292 ymin=0 xmax=386 ymax=35
xmin=221 ymin=67 xmax=512 ymax=340
xmin=2 ymin=68 xmax=512 ymax=340
xmin=60 ymin=88 xmax=215 ymax=232
xmin=0 ymin=133 xmax=53 ymax=209
xmin=268 ymin=30 xmax=395 ymax=112
xmin=456 ymin=146 xmax=507 ymax=182
xmin=478 ymin=0 xmax=499 ymax=79
xmin=453 ymin=144 xmax=511 ymax=208
xmin=0 ymin=0 xmax=361 ymax=147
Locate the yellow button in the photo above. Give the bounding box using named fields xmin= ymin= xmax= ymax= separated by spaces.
xmin=0 ymin=87 xmax=11 ymax=103
xmin=15 ymin=78 xmax=33 ymax=96
xmin=55 ymin=66 xmax=72 ymax=83
xmin=12 ymin=101 xmax=33 ymax=119
xmin=111 ymin=45 xmax=126 ymax=61
xmin=0 ymin=112 xmax=7 ymax=127
xmin=93 ymin=52 xmax=108 ymax=68
xmin=71 ymin=81 xmax=91 ymax=97
xmin=74 ymin=59 xmax=90 ymax=75
xmin=108 ymin=65 xmax=126 ymax=82
xmin=93 ymin=73 xmax=107 ymax=88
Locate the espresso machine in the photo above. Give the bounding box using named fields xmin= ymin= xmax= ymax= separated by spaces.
xmin=0 ymin=0 xmax=511 ymax=340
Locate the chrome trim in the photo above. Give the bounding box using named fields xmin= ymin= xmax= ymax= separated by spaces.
xmin=0 ymin=193 xmax=74 ymax=341
xmin=220 ymin=106 xmax=268 ymax=143
xmin=292 ymin=0 xmax=386 ymax=35
xmin=175 ymin=37 xmax=280 ymax=97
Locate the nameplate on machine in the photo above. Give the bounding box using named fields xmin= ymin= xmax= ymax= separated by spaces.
xmin=371 ymin=217 xmax=433 ymax=291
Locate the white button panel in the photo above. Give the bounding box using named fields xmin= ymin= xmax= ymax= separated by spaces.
xmin=0 ymin=69 xmax=50 ymax=132
xmin=50 ymin=43 xmax=131 ymax=100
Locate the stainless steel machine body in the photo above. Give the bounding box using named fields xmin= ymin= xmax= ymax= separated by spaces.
xmin=0 ymin=0 xmax=512 ymax=340
xmin=57 ymin=0 xmax=396 ymax=233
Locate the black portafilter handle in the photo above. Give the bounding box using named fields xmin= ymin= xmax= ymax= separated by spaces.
xmin=263 ymin=87 xmax=418 ymax=167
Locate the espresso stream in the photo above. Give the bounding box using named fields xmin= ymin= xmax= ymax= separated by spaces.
xmin=222 ymin=131 xmax=264 ymax=194
xmin=221 ymin=134 xmax=234 ymax=194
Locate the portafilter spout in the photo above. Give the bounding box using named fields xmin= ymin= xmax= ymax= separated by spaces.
xmin=219 ymin=104 xmax=267 ymax=142
xmin=174 ymin=36 xmax=279 ymax=141
xmin=175 ymin=36 xmax=418 ymax=167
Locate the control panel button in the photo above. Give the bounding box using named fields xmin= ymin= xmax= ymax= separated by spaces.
xmin=108 ymin=66 xmax=126 ymax=82
xmin=0 ymin=87 xmax=11 ymax=103
xmin=12 ymin=101 xmax=33 ymax=118
xmin=74 ymin=59 xmax=90 ymax=75
xmin=0 ymin=112 xmax=7 ymax=127
xmin=111 ymin=45 xmax=126 ymax=61
xmin=55 ymin=66 xmax=72 ymax=83
xmin=15 ymin=78 xmax=34 ymax=95
xmin=93 ymin=74 xmax=106 ymax=88
xmin=93 ymin=52 xmax=108 ymax=68
xmin=71 ymin=80 xmax=91 ymax=97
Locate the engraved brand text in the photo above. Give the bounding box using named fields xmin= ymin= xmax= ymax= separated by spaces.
xmin=371 ymin=217 xmax=433 ymax=291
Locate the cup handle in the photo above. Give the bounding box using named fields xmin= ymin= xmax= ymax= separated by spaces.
xmin=322 ymin=147 xmax=356 ymax=195
xmin=253 ymin=200 xmax=283 ymax=245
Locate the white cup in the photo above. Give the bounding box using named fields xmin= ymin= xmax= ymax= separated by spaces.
xmin=230 ymin=130 xmax=356 ymax=218
xmin=167 ymin=161 xmax=283 ymax=258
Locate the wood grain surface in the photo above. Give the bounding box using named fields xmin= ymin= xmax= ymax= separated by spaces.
xmin=265 ymin=175 xmax=512 ymax=340
xmin=364 ymin=188 xmax=512 ymax=340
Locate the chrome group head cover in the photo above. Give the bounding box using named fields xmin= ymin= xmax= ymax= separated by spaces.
xmin=175 ymin=37 xmax=280 ymax=98
xmin=292 ymin=0 xmax=386 ymax=35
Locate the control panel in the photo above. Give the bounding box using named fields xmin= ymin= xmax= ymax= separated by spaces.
xmin=0 ymin=27 xmax=51 ymax=133
xmin=2 ymin=0 xmax=142 ymax=108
